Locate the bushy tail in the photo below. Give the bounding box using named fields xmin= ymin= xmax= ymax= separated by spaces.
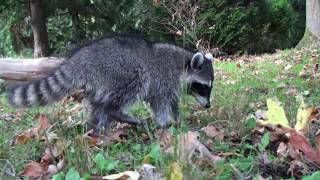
xmin=8 ymin=69 xmax=74 ymax=107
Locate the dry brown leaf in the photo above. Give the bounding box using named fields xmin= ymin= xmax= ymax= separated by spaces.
xmin=88 ymin=136 xmax=98 ymax=146
xmin=37 ymin=114 xmax=51 ymax=133
xmin=20 ymin=144 xmax=66 ymax=179
xmin=201 ymin=125 xmax=224 ymax=140
xmin=83 ymin=124 xmax=131 ymax=147
xmin=81 ymin=129 xmax=99 ymax=147
xmin=51 ymin=139 xmax=71 ymax=157
xmin=20 ymin=161 xmax=47 ymax=178
xmin=178 ymin=131 xmax=223 ymax=167
xmin=259 ymin=122 xmax=320 ymax=164
xmin=12 ymin=129 xmax=36 ymax=145
xmin=287 ymin=128 xmax=320 ymax=163
xmin=111 ymin=128 xmax=128 ymax=143
xmin=41 ymin=148 xmax=54 ymax=167
xmin=316 ymin=133 xmax=320 ymax=152
xmin=107 ymin=123 xmax=131 ymax=143
xmin=158 ymin=130 xmax=173 ymax=154
xmin=253 ymin=125 xmax=265 ymax=134
xmin=309 ymin=106 xmax=320 ymax=121
xmin=12 ymin=115 xmax=52 ymax=145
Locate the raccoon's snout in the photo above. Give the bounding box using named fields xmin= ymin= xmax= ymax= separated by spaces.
xmin=194 ymin=94 xmax=211 ymax=108
xmin=202 ymin=101 xmax=211 ymax=108
xmin=205 ymin=103 xmax=211 ymax=108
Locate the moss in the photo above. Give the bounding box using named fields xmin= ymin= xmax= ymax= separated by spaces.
xmin=296 ymin=28 xmax=320 ymax=49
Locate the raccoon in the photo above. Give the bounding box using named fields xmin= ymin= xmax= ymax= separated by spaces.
xmin=8 ymin=33 xmax=214 ymax=133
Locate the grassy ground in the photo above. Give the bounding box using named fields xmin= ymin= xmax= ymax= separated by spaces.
xmin=0 ymin=48 xmax=320 ymax=179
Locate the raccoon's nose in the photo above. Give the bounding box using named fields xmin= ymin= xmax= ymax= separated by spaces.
xmin=205 ymin=103 xmax=211 ymax=108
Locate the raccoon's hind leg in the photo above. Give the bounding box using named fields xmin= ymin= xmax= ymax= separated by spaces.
xmin=87 ymin=103 xmax=111 ymax=134
xmin=88 ymin=103 xmax=142 ymax=133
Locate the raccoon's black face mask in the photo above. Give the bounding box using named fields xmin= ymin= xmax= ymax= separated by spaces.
xmin=186 ymin=52 xmax=214 ymax=108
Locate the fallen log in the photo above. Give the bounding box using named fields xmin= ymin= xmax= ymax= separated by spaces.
xmin=0 ymin=57 xmax=64 ymax=85
xmin=0 ymin=58 xmax=87 ymax=102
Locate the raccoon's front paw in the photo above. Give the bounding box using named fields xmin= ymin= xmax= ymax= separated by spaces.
xmin=158 ymin=119 xmax=171 ymax=129
xmin=155 ymin=114 xmax=171 ymax=129
xmin=120 ymin=117 xmax=142 ymax=125
xmin=87 ymin=121 xmax=109 ymax=135
xmin=110 ymin=111 xmax=142 ymax=125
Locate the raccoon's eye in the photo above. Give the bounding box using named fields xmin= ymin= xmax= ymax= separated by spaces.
xmin=197 ymin=83 xmax=207 ymax=89
xmin=192 ymin=82 xmax=208 ymax=90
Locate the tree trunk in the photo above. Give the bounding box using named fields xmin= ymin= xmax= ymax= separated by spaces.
xmin=30 ymin=0 xmax=50 ymax=58
xmin=297 ymin=0 xmax=320 ymax=49
xmin=70 ymin=0 xmax=82 ymax=42
xmin=307 ymin=0 xmax=320 ymax=39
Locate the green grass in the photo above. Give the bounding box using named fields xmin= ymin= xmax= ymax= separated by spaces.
xmin=0 ymin=48 xmax=320 ymax=179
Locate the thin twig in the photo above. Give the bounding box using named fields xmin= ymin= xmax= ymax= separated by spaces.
xmin=43 ymin=129 xmax=58 ymax=170
xmin=230 ymin=164 xmax=245 ymax=180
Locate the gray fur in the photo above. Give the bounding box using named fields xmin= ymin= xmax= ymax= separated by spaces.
xmin=8 ymin=34 xmax=214 ymax=133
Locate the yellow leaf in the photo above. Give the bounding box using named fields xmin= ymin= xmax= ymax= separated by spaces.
xmin=294 ymin=97 xmax=314 ymax=131
xmin=264 ymin=98 xmax=289 ymax=127
xmin=142 ymin=154 xmax=152 ymax=164
xmin=170 ymin=162 xmax=183 ymax=180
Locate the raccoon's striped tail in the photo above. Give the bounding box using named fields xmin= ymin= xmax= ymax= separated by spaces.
xmin=8 ymin=69 xmax=74 ymax=107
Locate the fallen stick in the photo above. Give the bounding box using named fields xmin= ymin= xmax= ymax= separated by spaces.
xmin=0 ymin=57 xmax=64 ymax=85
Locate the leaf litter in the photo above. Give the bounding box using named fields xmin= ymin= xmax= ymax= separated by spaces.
xmin=11 ymin=114 xmax=53 ymax=145
xmin=6 ymin=48 xmax=320 ymax=179
xmin=252 ymin=97 xmax=320 ymax=178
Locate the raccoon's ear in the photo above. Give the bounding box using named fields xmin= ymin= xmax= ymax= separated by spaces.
xmin=205 ymin=53 xmax=214 ymax=61
xmin=191 ymin=52 xmax=204 ymax=69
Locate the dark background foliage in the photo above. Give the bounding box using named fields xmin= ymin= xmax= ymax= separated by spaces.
xmin=0 ymin=0 xmax=306 ymax=57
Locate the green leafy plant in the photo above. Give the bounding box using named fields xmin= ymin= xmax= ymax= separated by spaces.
xmin=52 ymin=172 xmax=65 ymax=180
xmin=65 ymin=168 xmax=81 ymax=180
xmin=258 ymin=132 xmax=270 ymax=152
xmin=94 ymin=152 xmax=118 ymax=173
xmin=246 ymin=117 xmax=257 ymax=129
xmin=302 ymin=171 xmax=320 ymax=180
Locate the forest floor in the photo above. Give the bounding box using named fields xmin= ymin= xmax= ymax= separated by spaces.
xmin=0 ymin=48 xmax=320 ymax=180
